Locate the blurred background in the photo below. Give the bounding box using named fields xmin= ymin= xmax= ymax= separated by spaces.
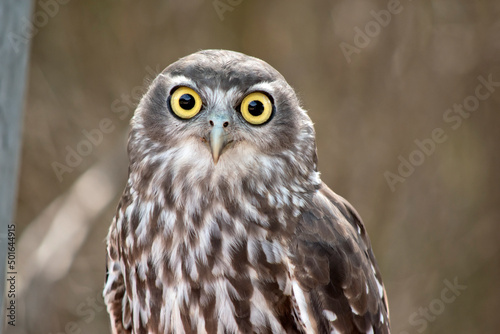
xmin=8 ymin=0 xmax=500 ymax=333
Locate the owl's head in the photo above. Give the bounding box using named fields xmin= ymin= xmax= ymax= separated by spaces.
xmin=128 ymin=50 xmax=318 ymax=191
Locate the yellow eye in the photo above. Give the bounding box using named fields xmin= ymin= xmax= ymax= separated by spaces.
xmin=240 ymin=92 xmax=273 ymax=125
xmin=170 ymin=86 xmax=202 ymax=119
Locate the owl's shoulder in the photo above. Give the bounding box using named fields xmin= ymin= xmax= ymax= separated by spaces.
xmin=288 ymin=182 xmax=390 ymax=333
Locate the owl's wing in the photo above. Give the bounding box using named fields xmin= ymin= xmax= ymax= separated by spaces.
xmin=290 ymin=183 xmax=390 ymax=334
xmin=104 ymin=211 xmax=132 ymax=334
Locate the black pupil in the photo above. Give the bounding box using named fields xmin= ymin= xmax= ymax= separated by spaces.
xmin=248 ymin=100 xmax=264 ymax=116
xmin=179 ymin=94 xmax=195 ymax=110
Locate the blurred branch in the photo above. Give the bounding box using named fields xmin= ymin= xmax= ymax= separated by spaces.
xmin=0 ymin=0 xmax=33 ymax=331
xmin=17 ymin=141 xmax=127 ymax=299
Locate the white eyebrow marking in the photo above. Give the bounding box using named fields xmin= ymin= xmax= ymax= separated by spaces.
xmin=246 ymin=82 xmax=275 ymax=95
xmin=161 ymin=74 xmax=198 ymax=90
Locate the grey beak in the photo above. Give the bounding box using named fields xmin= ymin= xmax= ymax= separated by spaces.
xmin=209 ymin=125 xmax=227 ymax=164
xmin=207 ymin=113 xmax=231 ymax=164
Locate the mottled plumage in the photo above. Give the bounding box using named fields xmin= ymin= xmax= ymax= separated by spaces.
xmin=104 ymin=50 xmax=390 ymax=334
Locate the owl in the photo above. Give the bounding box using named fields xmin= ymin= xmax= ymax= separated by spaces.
xmin=104 ymin=50 xmax=390 ymax=334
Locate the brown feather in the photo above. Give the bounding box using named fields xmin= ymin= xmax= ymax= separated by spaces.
xmin=290 ymin=183 xmax=390 ymax=333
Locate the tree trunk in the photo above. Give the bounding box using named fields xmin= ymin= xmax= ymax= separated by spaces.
xmin=0 ymin=0 xmax=33 ymax=331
